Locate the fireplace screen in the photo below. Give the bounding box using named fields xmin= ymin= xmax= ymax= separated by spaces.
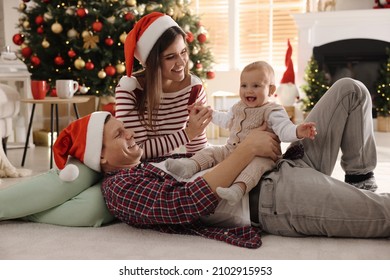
xmin=313 ymin=38 xmax=390 ymax=115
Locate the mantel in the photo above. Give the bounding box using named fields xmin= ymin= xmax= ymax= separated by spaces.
xmin=293 ymin=9 xmax=390 ymax=87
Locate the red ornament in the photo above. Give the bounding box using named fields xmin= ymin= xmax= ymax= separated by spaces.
xmin=85 ymin=60 xmax=95 ymax=70
xmin=186 ymin=32 xmax=194 ymax=43
xmin=104 ymin=37 xmax=114 ymax=46
xmin=23 ymin=0 xmax=30 ymax=2
xmin=76 ymin=8 xmax=88 ymax=18
xmin=35 ymin=15 xmax=44 ymax=25
xmin=197 ymin=33 xmax=207 ymax=44
xmin=30 ymin=55 xmax=41 ymax=66
xmin=104 ymin=65 xmax=116 ymax=76
xmin=67 ymin=49 xmax=76 ymax=58
xmin=206 ymin=71 xmax=215 ymax=79
xmin=196 ymin=62 xmax=203 ymax=70
xmin=124 ymin=12 xmax=135 ymax=21
xmin=21 ymin=46 xmax=32 ymax=58
xmin=50 ymin=88 xmax=57 ymax=97
xmin=37 ymin=26 xmax=44 ymax=34
xmin=12 ymin=34 xmax=24 ymax=45
xmin=92 ymin=20 xmax=103 ymax=32
xmin=54 ymin=55 xmax=65 ymax=66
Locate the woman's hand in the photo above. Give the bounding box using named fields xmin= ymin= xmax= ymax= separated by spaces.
xmin=185 ymin=102 xmax=213 ymax=140
xmin=239 ymin=124 xmax=282 ymax=162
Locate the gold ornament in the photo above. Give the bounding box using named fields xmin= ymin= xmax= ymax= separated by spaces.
xmin=44 ymin=12 xmax=53 ymax=21
xmin=81 ymin=30 xmax=90 ymax=38
xmin=98 ymin=69 xmax=107 ymax=79
xmin=74 ymin=57 xmax=85 ymax=70
xmin=18 ymin=3 xmax=26 ymax=11
xmin=107 ymin=16 xmax=116 ymax=24
xmin=167 ymin=7 xmax=174 ymax=16
xmin=67 ymin=28 xmax=79 ymax=39
xmin=41 ymin=38 xmax=50 ymax=48
xmin=119 ymin=32 xmax=127 ymax=44
xmin=83 ymin=32 xmax=99 ymax=49
xmin=116 ymin=63 xmax=126 ymax=74
xmin=66 ymin=7 xmax=75 ymax=16
xmin=127 ymin=0 xmax=137 ymax=6
xmin=51 ymin=22 xmax=63 ymax=34
xmin=171 ymin=5 xmax=185 ymax=20
xmin=23 ymin=21 xmax=30 ymax=29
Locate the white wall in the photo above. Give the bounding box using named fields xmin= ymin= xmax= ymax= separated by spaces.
xmin=0 ymin=0 xmax=20 ymax=51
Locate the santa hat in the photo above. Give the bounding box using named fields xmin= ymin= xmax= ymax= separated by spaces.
xmin=280 ymin=39 xmax=295 ymax=84
xmin=125 ymin=12 xmax=179 ymax=77
xmin=53 ymin=111 xmax=111 ymax=181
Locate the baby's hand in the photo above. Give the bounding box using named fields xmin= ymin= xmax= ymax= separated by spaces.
xmin=188 ymin=102 xmax=212 ymax=114
xmin=297 ymin=122 xmax=317 ymax=140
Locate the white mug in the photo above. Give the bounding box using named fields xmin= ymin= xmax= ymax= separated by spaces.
xmin=56 ymin=79 xmax=79 ymax=99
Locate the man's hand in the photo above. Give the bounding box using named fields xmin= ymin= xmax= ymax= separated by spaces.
xmin=240 ymin=123 xmax=282 ymax=162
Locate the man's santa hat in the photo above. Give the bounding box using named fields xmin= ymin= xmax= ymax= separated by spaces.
xmin=53 ymin=111 xmax=111 ymax=181
xmin=275 ymin=39 xmax=299 ymax=106
xmin=125 ymin=12 xmax=179 ymax=77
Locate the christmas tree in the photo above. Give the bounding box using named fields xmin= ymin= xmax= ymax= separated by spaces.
xmin=300 ymin=56 xmax=330 ymax=113
xmin=13 ymin=0 xmax=215 ymax=97
xmin=373 ymin=48 xmax=390 ymax=117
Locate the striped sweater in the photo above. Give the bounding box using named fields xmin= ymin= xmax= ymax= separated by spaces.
xmin=115 ymin=74 xmax=208 ymax=159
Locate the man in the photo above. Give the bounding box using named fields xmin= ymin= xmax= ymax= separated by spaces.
xmin=54 ymin=77 xmax=390 ymax=249
xmin=53 ymin=111 xmax=280 ymax=248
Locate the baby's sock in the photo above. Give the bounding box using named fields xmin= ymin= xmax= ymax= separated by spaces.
xmin=216 ymin=184 xmax=245 ymax=206
xmin=165 ymin=158 xmax=199 ymax=179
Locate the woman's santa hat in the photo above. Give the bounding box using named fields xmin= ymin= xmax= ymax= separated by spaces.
xmin=275 ymin=39 xmax=300 ymax=106
xmin=124 ymin=12 xmax=179 ymax=77
xmin=53 ymin=111 xmax=111 ymax=181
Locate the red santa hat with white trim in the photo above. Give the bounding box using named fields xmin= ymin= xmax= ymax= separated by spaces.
xmin=53 ymin=111 xmax=111 ymax=181
xmin=275 ymin=39 xmax=299 ymax=106
xmin=124 ymin=12 xmax=179 ymax=77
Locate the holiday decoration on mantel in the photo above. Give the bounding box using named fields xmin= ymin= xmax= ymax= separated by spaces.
xmin=300 ymin=56 xmax=330 ymax=113
xmin=275 ymin=39 xmax=300 ymax=107
xmin=373 ymin=0 xmax=390 ymax=9
xmin=14 ymin=0 xmax=215 ymax=97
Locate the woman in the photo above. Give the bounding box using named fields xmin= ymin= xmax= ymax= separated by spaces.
xmin=115 ymin=12 xmax=212 ymax=159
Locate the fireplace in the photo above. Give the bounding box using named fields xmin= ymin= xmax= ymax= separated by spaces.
xmin=313 ymin=38 xmax=390 ymax=104
xmin=293 ymin=9 xmax=390 ymax=96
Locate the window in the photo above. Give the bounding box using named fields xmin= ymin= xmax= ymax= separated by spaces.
xmin=190 ymin=0 xmax=306 ymax=72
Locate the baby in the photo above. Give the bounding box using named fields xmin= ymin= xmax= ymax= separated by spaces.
xmin=165 ymin=61 xmax=316 ymax=205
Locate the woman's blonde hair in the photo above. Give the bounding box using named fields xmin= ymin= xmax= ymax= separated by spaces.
xmin=133 ymin=26 xmax=189 ymax=130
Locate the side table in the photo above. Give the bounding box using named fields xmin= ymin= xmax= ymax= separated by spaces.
xmin=20 ymin=96 xmax=90 ymax=169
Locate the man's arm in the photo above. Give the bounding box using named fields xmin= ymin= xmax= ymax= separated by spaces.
xmin=202 ymin=127 xmax=281 ymax=193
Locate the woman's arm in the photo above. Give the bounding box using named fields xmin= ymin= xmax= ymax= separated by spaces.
xmin=115 ymin=76 xmax=200 ymax=159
